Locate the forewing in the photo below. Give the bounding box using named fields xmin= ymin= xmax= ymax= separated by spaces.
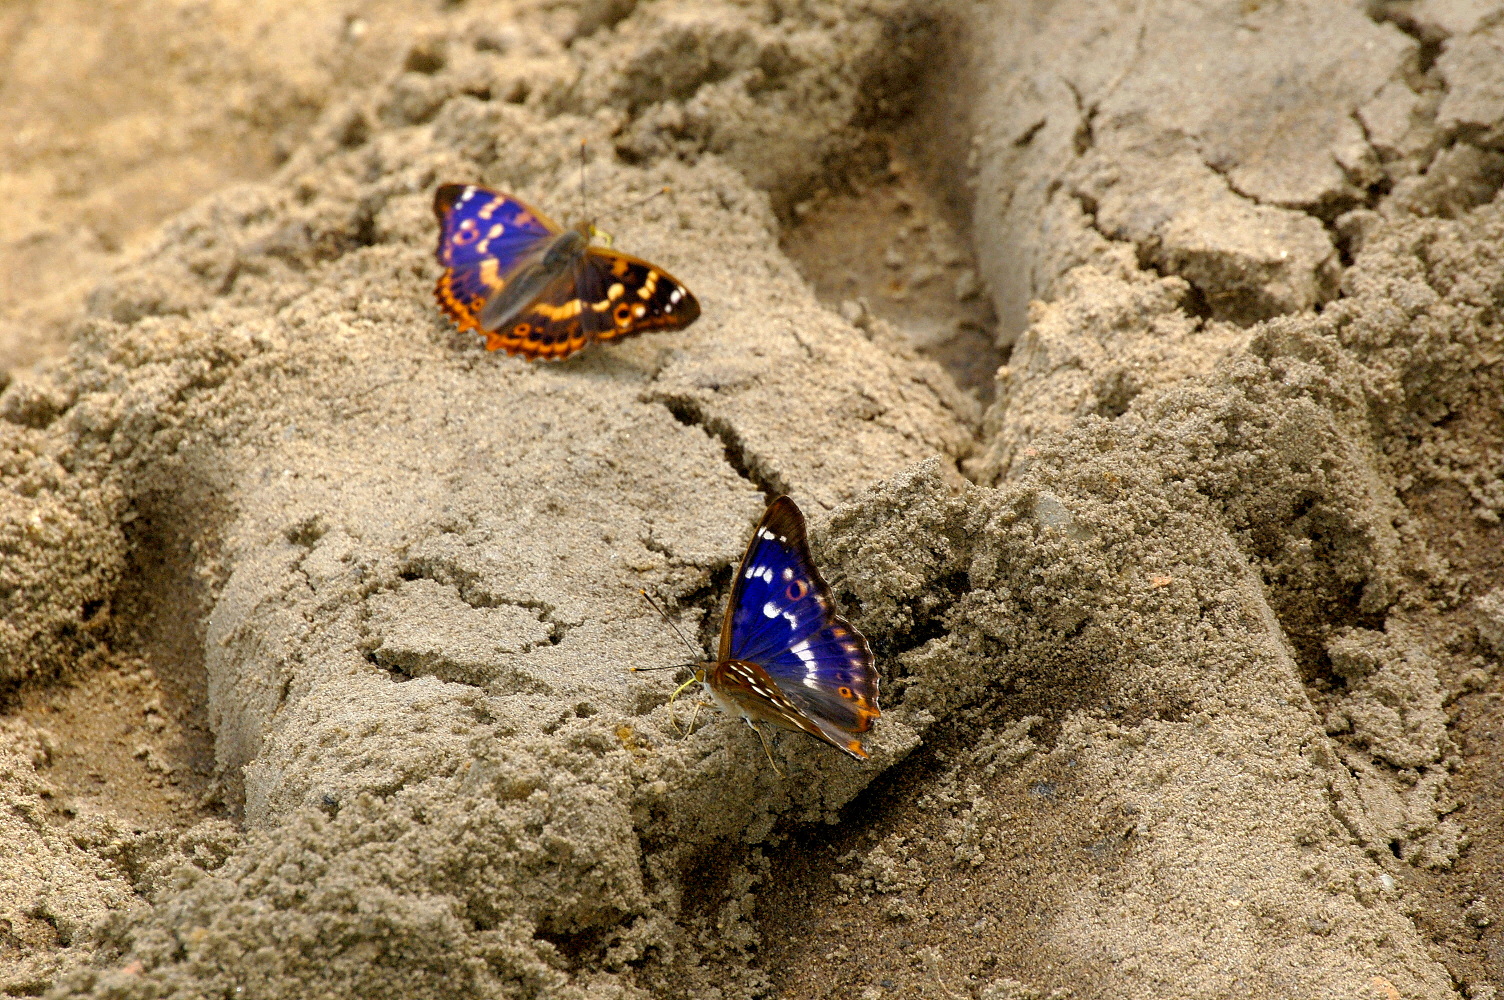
xmin=719 ymin=497 xmax=880 ymax=755
xmin=578 ymin=247 xmax=700 ymax=343
xmin=432 ymin=184 xmax=559 ymax=333
xmin=721 ymin=498 xmax=825 ymax=663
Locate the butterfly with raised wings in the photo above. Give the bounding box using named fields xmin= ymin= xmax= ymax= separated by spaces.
xmin=433 ymin=183 xmax=700 ymax=361
xmin=688 ymin=497 xmax=881 ymax=760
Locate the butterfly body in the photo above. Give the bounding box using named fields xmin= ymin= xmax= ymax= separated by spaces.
xmin=433 ymin=183 xmax=700 ymax=361
xmin=696 ymin=497 xmax=880 ymax=759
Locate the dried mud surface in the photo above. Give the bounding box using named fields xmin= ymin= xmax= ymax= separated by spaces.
xmin=0 ymin=1 xmax=1502 ymax=998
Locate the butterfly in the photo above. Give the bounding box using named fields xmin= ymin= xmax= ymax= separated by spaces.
xmin=432 ymin=183 xmax=700 ymax=361
xmin=691 ymin=496 xmax=881 ymax=760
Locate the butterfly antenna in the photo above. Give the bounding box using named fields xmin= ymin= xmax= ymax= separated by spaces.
xmin=639 ymin=589 xmax=703 ymax=660
xmin=579 ymin=140 xmax=589 ymax=225
xmin=628 ymin=661 xmax=698 ymax=673
xmin=597 ymin=186 xmax=671 ymax=229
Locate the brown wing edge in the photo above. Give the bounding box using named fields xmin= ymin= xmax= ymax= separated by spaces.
xmin=433 ymin=182 xmax=469 ymax=219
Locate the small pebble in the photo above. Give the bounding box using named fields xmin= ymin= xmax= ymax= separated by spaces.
xmin=1459 ymin=667 xmax=1491 ymax=692
xmin=909 ymin=263 xmax=941 ymax=287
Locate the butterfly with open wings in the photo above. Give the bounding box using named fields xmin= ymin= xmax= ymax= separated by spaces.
xmin=433 ymin=183 xmax=701 ymax=361
xmin=689 ymin=497 xmax=881 ymax=760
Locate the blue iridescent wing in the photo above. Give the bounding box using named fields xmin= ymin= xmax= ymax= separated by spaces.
xmin=722 ymin=501 xmax=833 ymax=664
xmin=433 ymin=183 xmax=559 ymax=338
xmin=716 ymin=497 xmax=880 ymax=757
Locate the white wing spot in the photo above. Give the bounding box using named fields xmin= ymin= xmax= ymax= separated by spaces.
xmin=762 ymin=601 xmax=780 ymax=618
xmin=782 ymin=568 xmax=794 ymax=581
xmin=670 ymin=289 xmax=683 ymax=303
xmin=790 ymin=638 xmax=819 ymax=681
xmin=783 ymin=611 xmax=799 ymax=629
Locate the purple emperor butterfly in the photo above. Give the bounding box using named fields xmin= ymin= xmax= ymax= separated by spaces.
xmin=433 ymin=183 xmax=700 ymax=361
xmin=692 ymin=497 xmax=880 ymax=759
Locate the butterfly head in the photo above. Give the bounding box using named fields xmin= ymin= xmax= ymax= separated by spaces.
xmin=584 ymin=222 xmax=614 ymax=247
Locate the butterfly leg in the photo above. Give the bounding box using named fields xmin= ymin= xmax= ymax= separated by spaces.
xmin=665 ymin=673 xmax=701 ymax=736
xmin=684 ymin=699 xmax=706 ymax=737
xmin=752 ymin=721 xmax=785 ymax=778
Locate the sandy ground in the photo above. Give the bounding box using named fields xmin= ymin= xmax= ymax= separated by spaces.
xmin=0 ymin=0 xmax=1502 ymax=997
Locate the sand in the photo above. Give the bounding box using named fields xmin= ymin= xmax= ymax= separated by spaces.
xmin=0 ymin=0 xmax=1502 ymax=997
